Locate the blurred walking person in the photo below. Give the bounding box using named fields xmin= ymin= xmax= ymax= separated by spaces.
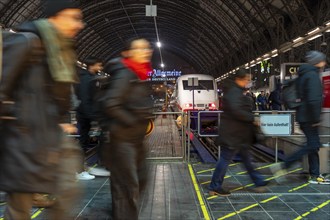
xmin=0 ymin=0 xmax=85 ymax=219
xmin=102 ymin=37 xmax=154 ymax=220
xmin=209 ymin=69 xmax=268 ymax=196
xmin=271 ymin=51 xmax=330 ymax=184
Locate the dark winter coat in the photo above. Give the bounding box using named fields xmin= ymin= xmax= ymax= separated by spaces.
xmin=269 ymin=89 xmax=282 ymax=110
xmin=216 ymin=81 xmax=255 ymax=149
xmin=0 ymin=22 xmax=73 ymax=193
xmin=102 ymin=58 xmax=153 ymax=141
xmin=75 ymin=68 xmax=97 ymax=119
xmin=295 ymin=64 xmax=323 ymax=123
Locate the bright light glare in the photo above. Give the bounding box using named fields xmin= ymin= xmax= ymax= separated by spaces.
xmin=156 ymin=41 xmax=162 ymax=47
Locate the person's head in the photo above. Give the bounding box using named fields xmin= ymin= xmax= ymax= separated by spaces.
xmin=305 ymin=50 xmax=326 ymax=68
xmin=234 ymin=68 xmax=251 ymax=88
xmin=122 ymin=37 xmax=153 ymax=63
xmin=85 ymin=56 xmax=103 ymax=73
xmin=43 ymin=0 xmax=84 ymax=38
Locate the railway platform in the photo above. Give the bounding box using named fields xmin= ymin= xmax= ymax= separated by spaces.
xmin=0 ymin=114 xmax=329 ymax=220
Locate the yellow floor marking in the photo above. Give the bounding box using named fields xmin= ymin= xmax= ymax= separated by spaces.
xmin=201 ymin=163 xmax=275 ymax=185
xmin=236 ymin=163 xmax=275 ymax=175
xmin=214 ymin=170 xmax=310 ymax=219
xmin=197 ymin=168 xmax=215 ymax=174
xmin=201 ymin=176 xmax=231 ymax=185
xmin=188 ymin=163 xmax=211 ymax=220
xmin=294 ymin=200 xmax=330 ymax=220
xmin=197 ymin=163 xmax=240 ymax=175
xmin=32 ymin=208 xmax=44 ymax=219
xmin=207 ymin=167 xmax=302 ymax=200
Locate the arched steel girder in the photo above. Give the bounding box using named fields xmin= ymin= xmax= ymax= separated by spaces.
xmin=77 ymin=14 xmax=222 ymax=70
xmin=76 ymin=21 xmax=212 ymax=67
xmin=0 ymin=0 xmax=38 ymax=26
xmin=80 ymin=28 xmax=211 ymax=73
xmin=227 ymin=0 xmax=273 ymax=52
xmin=82 ymin=4 xmax=233 ymax=65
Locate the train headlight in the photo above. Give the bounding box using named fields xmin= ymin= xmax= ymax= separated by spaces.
xmin=209 ymin=103 xmax=216 ymax=108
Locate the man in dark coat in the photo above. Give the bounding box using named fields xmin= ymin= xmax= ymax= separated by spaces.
xmin=268 ymin=84 xmax=282 ymax=110
xmin=102 ymin=37 xmax=154 ymax=220
xmin=209 ymin=69 xmax=268 ymax=196
xmin=272 ymin=51 xmax=329 ymax=184
xmin=0 ymin=0 xmax=84 ymax=219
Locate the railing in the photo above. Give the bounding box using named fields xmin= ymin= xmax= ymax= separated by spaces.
xmin=196 ymin=110 xmax=330 ymax=162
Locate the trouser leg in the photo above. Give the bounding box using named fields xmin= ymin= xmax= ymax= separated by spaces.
xmin=4 ymin=192 xmax=33 ymax=220
xmin=77 ymin=114 xmax=91 ymax=150
xmin=239 ymin=148 xmax=266 ymax=186
xmin=108 ymin=140 xmax=141 ymax=220
xmin=49 ymin=136 xmax=83 ymax=220
xmin=284 ymin=122 xmax=320 ymax=176
xmin=209 ymin=147 xmax=235 ymax=191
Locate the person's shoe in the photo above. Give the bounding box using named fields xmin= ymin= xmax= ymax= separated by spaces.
xmin=270 ymin=163 xmax=288 ymax=184
xmin=89 ymin=167 xmax=111 ymax=177
xmin=308 ymin=174 xmax=330 ymax=185
xmin=32 ymin=193 xmax=56 ymax=208
xmin=76 ymin=171 xmax=95 ymax=180
xmin=209 ymin=189 xmax=231 ymax=196
xmin=252 ymin=181 xmax=270 ymax=193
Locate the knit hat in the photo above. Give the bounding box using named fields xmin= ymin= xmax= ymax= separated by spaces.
xmin=43 ymin=0 xmax=79 ymax=18
xmin=305 ymin=50 xmax=326 ymax=65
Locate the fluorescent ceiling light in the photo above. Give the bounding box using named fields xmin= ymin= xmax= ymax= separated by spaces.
xmin=271 ymin=53 xmax=278 ymax=57
xmin=156 ymin=41 xmax=162 ymax=47
xmin=307 ymin=34 xmax=322 ymax=41
xmin=307 ymin=27 xmax=320 ymax=35
xmin=293 ymin=37 xmax=303 ymax=42
xmin=272 ymin=49 xmax=278 ymax=53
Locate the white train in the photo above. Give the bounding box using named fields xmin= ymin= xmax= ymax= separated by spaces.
xmin=171 ymin=74 xmax=219 ymax=111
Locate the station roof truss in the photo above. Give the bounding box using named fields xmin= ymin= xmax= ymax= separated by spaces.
xmin=0 ymin=0 xmax=329 ymax=78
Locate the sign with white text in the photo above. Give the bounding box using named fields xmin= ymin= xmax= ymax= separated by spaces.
xmin=260 ymin=114 xmax=291 ymax=136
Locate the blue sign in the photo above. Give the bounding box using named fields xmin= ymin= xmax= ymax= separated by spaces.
xmin=148 ymin=69 xmax=182 ymax=81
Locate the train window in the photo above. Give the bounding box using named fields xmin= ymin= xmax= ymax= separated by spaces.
xmin=182 ymin=80 xmax=214 ymax=90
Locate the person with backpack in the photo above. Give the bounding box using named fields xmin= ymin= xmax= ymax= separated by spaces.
xmin=271 ymin=50 xmax=329 ymax=184
xmin=0 ymin=0 xmax=85 ymax=219
xmin=101 ymin=37 xmax=154 ymax=220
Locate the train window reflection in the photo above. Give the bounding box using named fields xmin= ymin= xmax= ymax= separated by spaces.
xmin=182 ymin=80 xmax=214 ymax=90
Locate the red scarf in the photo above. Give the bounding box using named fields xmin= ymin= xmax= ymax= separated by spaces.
xmin=122 ymin=58 xmax=152 ymax=80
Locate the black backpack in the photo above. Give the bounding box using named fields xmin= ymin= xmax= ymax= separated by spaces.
xmin=281 ymin=78 xmax=302 ymax=109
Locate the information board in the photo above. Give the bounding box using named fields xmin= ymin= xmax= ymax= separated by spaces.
xmin=260 ymin=114 xmax=291 ymax=136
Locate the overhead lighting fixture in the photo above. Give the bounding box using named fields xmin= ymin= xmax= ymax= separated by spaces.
xmin=326 ymin=21 xmax=330 ymax=26
xmin=271 ymin=53 xmax=278 ymax=57
xmin=293 ymin=37 xmax=303 ymax=43
xmin=308 ymin=34 xmax=322 ymax=41
xmin=156 ymin=41 xmax=162 ymax=47
xmin=281 ymin=47 xmax=291 ymax=53
xmin=326 ymin=28 xmax=330 ymax=33
xmin=263 ymin=57 xmax=271 ymax=61
xmin=272 ymin=49 xmax=278 ymax=53
xmin=307 ymin=27 xmax=320 ymax=35
xmin=160 ymin=63 xmax=165 ymax=68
